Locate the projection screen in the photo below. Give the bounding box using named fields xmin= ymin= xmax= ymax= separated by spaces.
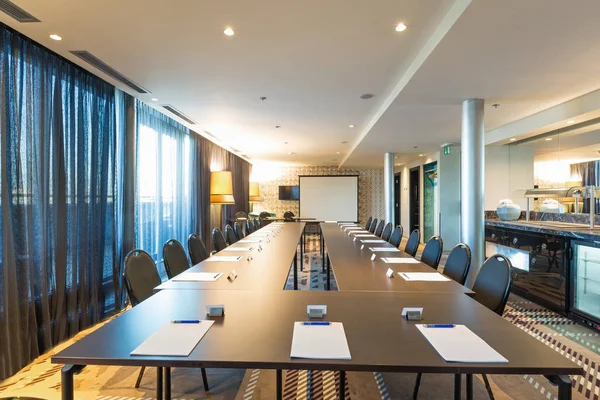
xmin=299 ymin=175 xmax=358 ymax=222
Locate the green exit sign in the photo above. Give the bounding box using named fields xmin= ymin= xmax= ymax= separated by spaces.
xmin=443 ymin=145 xmax=452 ymax=155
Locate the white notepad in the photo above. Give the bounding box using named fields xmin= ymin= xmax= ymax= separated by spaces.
xmin=250 ymin=233 xmax=270 ymax=237
xmin=206 ymin=256 xmax=242 ymax=262
xmin=349 ymin=230 xmax=371 ymax=235
xmin=239 ymin=239 xmax=262 ymax=243
xmin=361 ymin=239 xmax=386 ymax=243
xmin=416 ymin=324 xmax=508 ymax=363
xmin=381 ymin=257 xmax=420 ymax=264
xmin=172 ymin=272 xmax=223 ymax=282
xmin=344 ymin=227 xmax=363 ymax=231
xmin=370 ymin=247 xmax=401 ymax=252
xmin=353 ymin=234 xmax=377 ymax=237
xmin=398 ymin=272 xmax=450 ymax=281
xmin=223 ymin=247 xmax=254 ymax=252
xmin=131 ymin=321 xmax=215 ymax=356
xmin=290 ymin=322 xmax=351 ymax=360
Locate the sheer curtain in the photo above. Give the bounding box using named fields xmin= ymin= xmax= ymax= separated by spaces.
xmin=0 ymin=25 xmax=123 ymax=380
xmin=135 ymin=102 xmax=196 ymax=276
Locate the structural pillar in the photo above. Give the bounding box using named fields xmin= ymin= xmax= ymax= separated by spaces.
xmin=461 ymin=99 xmax=485 ymax=287
xmin=384 ymin=152 xmax=395 ymax=225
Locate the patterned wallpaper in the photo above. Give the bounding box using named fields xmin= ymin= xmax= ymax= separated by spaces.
xmin=254 ymin=166 xmax=384 ymax=226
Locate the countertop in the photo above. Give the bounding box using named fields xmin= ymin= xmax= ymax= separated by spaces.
xmin=485 ymin=219 xmax=600 ymax=241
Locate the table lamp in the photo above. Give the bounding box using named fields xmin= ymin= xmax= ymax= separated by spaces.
xmin=249 ymin=181 xmax=261 ymax=213
xmin=210 ymin=171 xmax=235 ymax=204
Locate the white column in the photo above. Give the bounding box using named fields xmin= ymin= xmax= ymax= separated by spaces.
xmin=461 ymin=99 xmax=485 ymax=287
xmin=384 ymin=152 xmax=395 ymax=224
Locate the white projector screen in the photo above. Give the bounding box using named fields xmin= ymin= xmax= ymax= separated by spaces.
xmin=299 ymin=175 xmax=358 ymax=222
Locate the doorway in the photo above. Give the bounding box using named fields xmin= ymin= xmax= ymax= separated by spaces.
xmin=409 ymin=167 xmax=420 ymax=234
xmin=394 ymin=173 xmax=401 ymax=227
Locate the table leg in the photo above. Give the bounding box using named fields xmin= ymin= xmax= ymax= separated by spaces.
xmin=164 ymin=367 xmax=171 ymax=400
xmin=339 ymin=371 xmax=346 ymax=400
xmin=61 ymin=364 xmax=83 ymax=400
xmin=276 ymin=369 xmax=283 ymax=400
xmin=454 ymin=374 xmax=461 ymax=400
xmin=326 ymin=253 xmax=331 ymax=290
xmin=293 ymin=250 xmax=298 ymax=290
xmin=546 ymin=375 xmax=572 ymax=400
xmin=157 ymin=367 xmax=163 ymax=400
xmin=466 ymin=374 xmax=473 ymax=400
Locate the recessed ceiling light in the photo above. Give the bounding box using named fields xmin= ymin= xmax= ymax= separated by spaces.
xmin=275 ymin=125 xmax=281 ymax=128
xmin=419 ymin=154 xmax=423 ymax=157
xmin=394 ymin=156 xmax=398 ymax=159
xmin=341 ymin=141 xmax=348 ymax=144
xmin=224 ymin=27 xmax=235 ymax=36
xmin=395 ymin=23 xmax=407 ymax=32
xmin=567 ymin=120 xmax=576 ymax=124
xmin=546 ymin=137 xmax=553 ymax=141
xmin=360 ymin=93 xmax=375 ymax=100
xmin=49 ymin=34 xmax=62 ymax=41
xmin=151 ymin=98 xmax=159 ymax=101
xmin=509 ymin=138 xmax=516 ymax=141
xmin=284 ymin=141 xmax=288 ymax=144
xmin=289 ymin=152 xmax=296 ymax=155
xmin=349 ymin=124 xmax=355 ymax=128
xmin=336 ymin=152 xmax=340 ymax=155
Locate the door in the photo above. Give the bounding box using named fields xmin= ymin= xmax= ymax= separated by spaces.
xmin=394 ymin=173 xmax=401 ymax=227
xmin=570 ymin=240 xmax=600 ymax=327
xmin=409 ymin=167 xmax=420 ymax=233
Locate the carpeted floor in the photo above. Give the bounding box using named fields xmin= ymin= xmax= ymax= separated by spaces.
xmin=1 ymin=234 xmax=598 ymax=400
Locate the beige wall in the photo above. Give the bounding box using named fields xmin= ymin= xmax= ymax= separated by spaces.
xmin=253 ymin=165 xmax=384 ymax=225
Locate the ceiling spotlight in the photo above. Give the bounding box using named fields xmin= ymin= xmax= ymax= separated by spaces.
xmin=492 ymin=103 xmax=500 ymax=108
xmin=224 ymin=27 xmax=235 ymax=36
xmin=567 ymin=120 xmax=576 ymax=124
xmin=259 ymin=96 xmax=267 ymax=101
xmin=336 ymin=151 xmax=340 ymax=155
xmin=275 ymin=125 xmax=281 ymax=129
xmin=509 ymin=138 xmax=516 ymax=141
xmin=49 ymin=34 xmax=62 ymax=41
xmin=419 ymin=154 xmax=423 ymax=157
xmin=395 ymin=23 xmax=407 ymax=32
xmin=360 ymin=93 xmax=375 ymax=100
xmin=349 ymin=124 xmax=355 ymax=128
xmin=284 ymin=141 xmax=288 ymax=144
xmin=341 ymin=141 xmax=348 ymax=144
xmin=413 ymin=146 xmax=418 ymax=149
xmin=394 ymin=156 xmax=398 ymax=159
xmin=546 ymin=137 xmax=553 ymax=141
xmin=151 ymin=98 xmax=158 ymax=102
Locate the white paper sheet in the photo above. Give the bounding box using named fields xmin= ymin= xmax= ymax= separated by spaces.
xmin=172 ymin=272 xmax=223 ymax=282
xmin=353 ymin=234 xmax=377 ymax=237
xmin=206 ymin=256 xmax=242 ymax=262
xmin=416 ymin=324 xmax=508 ymax=363
xmin=250 ymin=233 xmax=270 ymax=237
xmin=290 ymin=322 xmax=351 ymax=360
xmin=361 ymin=239 xmax=386 ymax=243
xmin=239 ymin=239 xmax=262 ymax=243
xmin=343 ymin=227 xmax=363 ymax=231
xmin=381 ymin=257 xmax=421 ymax=264
xmin=131 ymin=320 xmax=215 ymax=356
xmin=223 ymin=247 xmax=254 ymax=252
xmin=398 ymin=272 xmax=450 ymax=281
xmin=369 ymin=247 xmax=400 ymax=252
xmin=349 ymin=230 xmax=371 ymax=235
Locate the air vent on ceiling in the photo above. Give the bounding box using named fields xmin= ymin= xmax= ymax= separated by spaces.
xmin=70 ymin=50 xmax=149 ymax=94
xmin=162 ymin=105 xmax=197 ymax=125
xmin=0 ymin=0 xmax=40 ymax=22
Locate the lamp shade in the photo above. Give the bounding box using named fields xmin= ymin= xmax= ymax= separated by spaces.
xmin=210 ymin=171 xmax=235 ymax=204
xmin=249 ymin=182 xmax=261 ymax=202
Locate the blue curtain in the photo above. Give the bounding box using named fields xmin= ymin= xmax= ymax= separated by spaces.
xmin=0 ymin=26 xmax=124 ymax=380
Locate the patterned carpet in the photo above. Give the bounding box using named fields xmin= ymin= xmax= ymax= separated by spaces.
xmin=0 ymin=234 xmax=598 ymax=400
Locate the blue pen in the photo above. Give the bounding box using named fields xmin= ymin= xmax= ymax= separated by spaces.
xmin=302 ymin=321 xmax=331 ymax=326
xmin=425 ymin=324 xmax=455 ymax=328
xmin=172 ymin=320 xmax=201 ymax=324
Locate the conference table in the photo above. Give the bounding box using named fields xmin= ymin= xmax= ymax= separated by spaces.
xmin=52 ymin=221 xmax=582 ymax=400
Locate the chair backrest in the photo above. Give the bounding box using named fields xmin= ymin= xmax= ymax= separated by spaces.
xmin=163 ymin=239 xmax=190 ymax=279
xmin=188 ymin=233 xmax=209 ymax=265
xmin=404 ymin=229 xmax=420 ymax=257
xmin=283 ymin=211 xmax=295 ymax=222
xmin=388 ymin=226 xmax=403 ymax=247
xmin=247 ymin=219 xmax=255 ymax=234
xmin=381 ymin=222 xmax=393 ymax=241
xmin=420 ymin=235 xmax=443 ymax=270
xmin=374 ymin=220 xmax=385 ymax=237
xmin=123 ymin=249 xmax=161 ymax=307
xmin=259 ymin=211 xmax=271 ymax=226
xmin=472 ymin=254 xmax=513 ymax=315
xmin=369 ymin=218 xmax=378 ymax=233
xmin=224 ymin=224 xmax=238 ymax=245
xmin=255 ymin=217 xmax=262 ymax=229
xmin=235 ymin=211 xmax=248 ymax=219
xmin=364 ymin=216 xmax=373 ymax=230
xmin=234 ymin=221 xmax=245 ymax=239
xmin=442 ymin=243 xmax=471 ymax=285
xmin=212 ymin=228 xmax=228 ymax=252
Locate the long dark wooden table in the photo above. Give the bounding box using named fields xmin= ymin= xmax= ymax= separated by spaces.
xmin=155 ymin=222 xmax=305 ymax=291
xmin=320 ymin=223 xmax=474 ymax=295
xmin=53 ymin=290 xmax=581 ymax=400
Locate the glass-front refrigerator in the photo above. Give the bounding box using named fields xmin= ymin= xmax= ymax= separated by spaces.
xmin=570 ymin=240 xmax=600 ymax=330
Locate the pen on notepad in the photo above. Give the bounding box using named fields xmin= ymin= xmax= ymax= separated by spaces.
xmin=401 ymin=273 xmax=410 ymax=279
xmin=214 ymin=273 xmax=220 ymax=279
xmin=171 ymin=320 xmax=201 ymax=324
xmin=424 ymin=324 xmax=455 ymax=328
xmin=302 ymin=321 xmax=331 ymax=326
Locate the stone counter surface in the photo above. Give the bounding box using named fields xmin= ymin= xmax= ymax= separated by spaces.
xmin=485 ymin=219 xmax=600 ymax=241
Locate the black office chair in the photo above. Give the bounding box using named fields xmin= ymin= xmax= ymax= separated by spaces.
xmin=188 ymin=233 xmax=209 ymax=265
xmin=234 ymin=221 xmax=246 ymax=240
xmin=212 ymin=228 xmax=228 ymax=252
xmin=254 ymin=217 xmax=262 ymax=229
xmin=259 ymin=211 xmax=271 ymax=226
xmin=374 ymin=220 xmax=385 ymax=237
xmin=404 ymin=229 xmax=420 ymax=257
xmin=381 ymin=222 xmax=393 ymax=241
xmin=364 ymin=216 xmax=373 ymax=230
xmin=388 ymin=226 xmax=403 ymax=247
xmin=283 ymin=211 xmax=295 ymax=222
xmin=224 ymin=224 xmax=238 ymax=245
xmin=369 ymin=218 xmax=378 ymax=233
xmin=247 ymin=219 xmax=255 ymax=234
xmin=442 ymin=243 xmax=471 ymax=285
xmin=163 ymin=239 xmax=190 ymax=279
xmin=235 ymin=211 xmax=248 ymax=219
xmin=420 ymin=235 xmax=443 ymax=270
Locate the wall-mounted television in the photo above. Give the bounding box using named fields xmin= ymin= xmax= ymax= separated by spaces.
xmin=279 ymin=185 xmax=300 ymax=200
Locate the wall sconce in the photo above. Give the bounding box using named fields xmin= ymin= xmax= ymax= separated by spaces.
xmin=210 ymin=171 xmax=235 ymax=204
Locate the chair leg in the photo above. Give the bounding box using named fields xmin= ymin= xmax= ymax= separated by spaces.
xmin=201 ymin=368 xmax=209 ymax=391
xmin=135 ymin=366 xmax=146 ymax=388
xmin=412 ymin=373 xmax=422 ymax=399
xmin=482 ymin=374 xmax=495 ymax=400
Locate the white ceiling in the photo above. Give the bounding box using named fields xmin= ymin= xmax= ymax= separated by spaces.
xmin=3 ymin=0 xmax=600 ymax=168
